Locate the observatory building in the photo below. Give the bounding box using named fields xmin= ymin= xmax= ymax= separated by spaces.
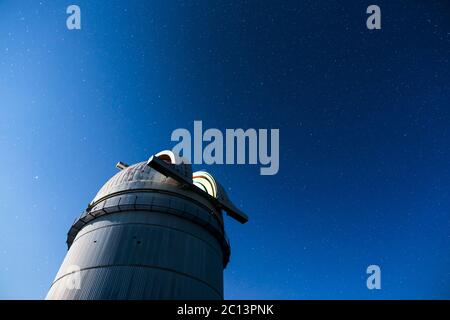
xmin=46 ymin=150 xmax=247 ymax=300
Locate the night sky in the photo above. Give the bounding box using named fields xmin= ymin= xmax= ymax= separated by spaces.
xmin=1 ymin=1 xmax=450 ymax=299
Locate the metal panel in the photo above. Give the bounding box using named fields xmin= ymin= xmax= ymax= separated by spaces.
xmin=47 ymin=266 xmax=222 ymax=300
xmin=48 ymin=210 xmax=224 ymax=300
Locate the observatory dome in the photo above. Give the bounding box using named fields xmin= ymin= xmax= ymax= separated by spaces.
xmin=46 ymin=150 xmax=246 ymax=300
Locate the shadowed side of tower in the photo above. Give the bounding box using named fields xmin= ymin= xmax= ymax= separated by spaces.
xmin=46 ymin=151 xmax=245 ymax=300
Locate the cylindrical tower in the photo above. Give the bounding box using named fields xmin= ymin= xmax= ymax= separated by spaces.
xmin=46 ymin=151 xmax=246 ymax=300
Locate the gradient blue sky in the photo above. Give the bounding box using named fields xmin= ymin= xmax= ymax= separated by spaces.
xmin=1 ymin=1 xmax=449 ymax=299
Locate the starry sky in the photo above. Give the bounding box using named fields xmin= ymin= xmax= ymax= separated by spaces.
xmin=1 ymin=1 xmax=450 ymax=299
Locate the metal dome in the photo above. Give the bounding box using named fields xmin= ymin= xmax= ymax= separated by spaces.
xmin=91 ymin=160 xmax=193 ymax=205
xmin=46 ymin=150 xmax=247 ymax=300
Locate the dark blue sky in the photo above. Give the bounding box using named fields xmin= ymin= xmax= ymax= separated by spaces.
xmin=1 ymin=1 xmax=449 ymax=299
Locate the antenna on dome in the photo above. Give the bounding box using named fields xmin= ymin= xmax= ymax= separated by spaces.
xmin=116 ymin=161 xmax=129 ymax=170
